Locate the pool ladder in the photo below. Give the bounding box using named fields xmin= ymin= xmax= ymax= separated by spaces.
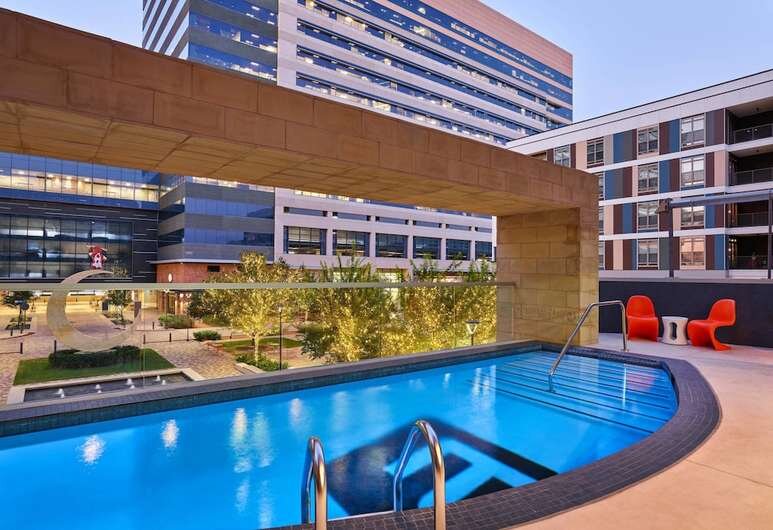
xmin=548 ymin=300 xmax=628 ymax=391
xmin=299 ymin=419 xmax=447 ymax=530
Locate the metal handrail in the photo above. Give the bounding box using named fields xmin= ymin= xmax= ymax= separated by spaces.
xmin=393 ymin=420 xmax=446 ymax=530
xmin=301 ymin=436 xmax=328 ymax=529
xmin=548 ymin=300 xmax=628 ymax=385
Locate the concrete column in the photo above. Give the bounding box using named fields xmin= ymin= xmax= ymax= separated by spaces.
xmin=496 ymin=206 xmax=599 ymax=345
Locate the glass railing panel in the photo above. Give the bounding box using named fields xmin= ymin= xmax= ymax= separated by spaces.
xmin=0 ymin=270 xmax=509 ymax=409
xmin=733 ymin=122 xmax=773 ymax=143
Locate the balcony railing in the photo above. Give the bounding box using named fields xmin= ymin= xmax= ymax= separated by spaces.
xmin=729 ymin=211 xmax=770 ymax=228
xmin=733 ymin=123 xmax=773 ymax=143
xmin=729 ymin=255 xmax=769 ymax=270
xmin=732 ymin=167 xmax=773 ymax=186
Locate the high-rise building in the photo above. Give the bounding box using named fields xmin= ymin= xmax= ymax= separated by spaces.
xmin=0 ymin=1 xmax=573 ymax=285
xmin=142 ymin=0 xmax=573 ymax=276
xmin=508 ymin=69 xmax=773 ymax=280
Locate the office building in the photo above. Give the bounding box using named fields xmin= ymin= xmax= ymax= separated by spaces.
xmin=142 ymin=0 xmax=573 ymax=276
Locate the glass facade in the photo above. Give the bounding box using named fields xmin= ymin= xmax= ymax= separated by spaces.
xmin=188 ymin=43 xmax=277 ymax=81
xmin=296 ymin=20 xmax=569 ymax=123
xmin=297 ymin=75 xmax=512 ymax=145
xmin=0 ymin=214 xmax=131 ymax=279
xmin=298 ymin=0 xmax=573 ymax=106
xmin=0 ymin=153 xmax=160 ymax=208
xmin=298 ymin=48 xmax=545 ymax=136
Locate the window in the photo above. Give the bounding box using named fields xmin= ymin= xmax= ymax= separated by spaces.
xmin=598 ymin=242 xmax=605 ymax=270
xmin=554 ymin=145 xmax=571 ymax=167
xmin=333 ymin=230 xmax=368 ymax=256
xmin=680 ymin=236 xmax=705 ymax=269
xmin=284 ymin=207 xmax=326 ymax=217
xmin=532 ymin=152 xmax=548 ymax=161
xmin=598 ymin=206 xmax=604 ymax=233
xmin=587 ymin=137 xmax=604 ymax=167
xmin=637 ymin=163 xmax=659 ymax=194
xmin=637 ymin=239 xmax=659 ymax=269
xmin=681 ymin=155 xmax=705 ymax=188
xmin=637 ymin=201 xmax=659 ymax=232
xmin=637 ymin=126 xmax=659 ymax=154
xmin=596 ymin=172 xmax=604 ymax=200
xmin=681 ymin=206 xmax=705 ymax=228
xmin=375 ymin=233 xmax=407 ymax=258
xmin=284 ymin=227 xmax=325 ymax=255
xmin=475 ymin=241 xmax=493 ymax=260
xmin=413 ymin=236 xmax=440 ymax=259
xmin=681 ymin=114 xmax=705 ymax=148
xmin=446 ymin=239 xmax=470 ymax=260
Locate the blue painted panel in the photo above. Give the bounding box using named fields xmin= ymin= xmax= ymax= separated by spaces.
xmin=668 ymin=120 xmax=680 ymax=153
xmin=613 ymin=132 xmax=626 ymax=163
xmin=705 ymin=205 xmax=715 ymax=228
xmin=714 ymin=235 xmax=726 ymax=270
xmin=659 ymin=160 xmax=670 ymax=192
xmin=604 ymin=170 xmax=618 ymax=200
xmin=622 ymin=203 xmax=633 ymax=233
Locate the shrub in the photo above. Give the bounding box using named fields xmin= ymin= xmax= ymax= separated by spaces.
xmin=194 ymin=330 xmax=221 ymax=342
xmin=158 ymin=313 xmax=194 ymax=329
xmin=202 ymin=315 xmax=228 ymax=327
xmin=297 ymin=323 xmax=333 ymax=360
xmin=235 ymin=353 xmax=287 ymax=371
xmin=48 ymin=346 xmax=150 ymax=369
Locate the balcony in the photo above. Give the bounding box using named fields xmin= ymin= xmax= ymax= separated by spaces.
xmin=732 ymin=167 xmax=773 ymax=186
xmin=729 ymin=254 xmax=768 ymax=270
xmin=733 ymin=122 xmax=773 ymax=143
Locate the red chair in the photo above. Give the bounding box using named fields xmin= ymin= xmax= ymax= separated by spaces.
xmin=687 ymin=299 xmax=736 ymax=351
xmin=626 ymin=295 xmax=659 ymax=341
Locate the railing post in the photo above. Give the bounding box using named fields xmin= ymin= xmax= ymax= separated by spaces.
xmin=393 ymin=420 xmax=446 ymax=530
xmin=301 ymin=437 xmax=328 ymax=530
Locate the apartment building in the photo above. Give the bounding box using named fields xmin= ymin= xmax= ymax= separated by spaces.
xmin=142 ymin=0 xmax=573 ymax=275
xmin=508 ymin=69 xmax=773 ymax=280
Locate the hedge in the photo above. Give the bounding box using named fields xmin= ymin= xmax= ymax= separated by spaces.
xmin=158 ymin=313 xmax=194 ymax=329
xmin=49 ymin=345 xmax=147 ymax=369
xmin=194 ymin=330 xmax=221 ymax=341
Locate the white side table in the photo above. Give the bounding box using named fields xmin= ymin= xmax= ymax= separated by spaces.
xmin=662 ymin=316 xmax=689 ymax=345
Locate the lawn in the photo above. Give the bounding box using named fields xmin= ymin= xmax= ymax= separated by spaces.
xmin=14 ymin=349 xmax=173 ymax=385
xmin=220 ymin=336 xmax=302 ymax=353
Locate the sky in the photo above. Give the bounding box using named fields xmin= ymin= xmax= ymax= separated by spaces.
xmin=2 ymin=0 xmax=772 ymax=121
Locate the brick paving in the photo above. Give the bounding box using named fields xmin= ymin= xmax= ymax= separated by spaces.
xmin=0 ymin=308 xmax=247 ymax=403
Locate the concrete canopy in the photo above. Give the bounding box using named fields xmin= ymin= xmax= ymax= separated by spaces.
xmin=0 ymin=9 xmax=600 ymax=344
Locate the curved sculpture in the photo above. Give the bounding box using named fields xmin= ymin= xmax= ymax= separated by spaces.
xmin=47 ymin=270 xmax=139 ymax=352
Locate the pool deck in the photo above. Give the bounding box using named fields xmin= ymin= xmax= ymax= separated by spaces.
xmin=518 ymin=334 xmax=773 ymax=530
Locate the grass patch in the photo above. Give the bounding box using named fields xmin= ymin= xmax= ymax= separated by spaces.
xmin=14 ymin=349 xmax=173 ymax=385
xmin=220 ymin=336 xmax=302 ymax=353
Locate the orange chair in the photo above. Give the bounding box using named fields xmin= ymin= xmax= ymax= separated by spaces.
xmin=626 ymin=295 xmax=659 ymax=341
xmin=687 ymin=299 xmax=736 ymax=351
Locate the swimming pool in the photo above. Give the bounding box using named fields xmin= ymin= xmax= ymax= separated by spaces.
xmin=0 ymin=349 xmax=677 ymax=529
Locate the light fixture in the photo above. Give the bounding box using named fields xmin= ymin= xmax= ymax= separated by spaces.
xmin=465 ymin=319 xmax=480 ymax=346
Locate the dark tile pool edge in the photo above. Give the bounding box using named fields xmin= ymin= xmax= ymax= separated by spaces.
xmin=0 ymin=340 xmax=540 ymax=437
xmin=278 ymin=345 xmax=720 ymax=530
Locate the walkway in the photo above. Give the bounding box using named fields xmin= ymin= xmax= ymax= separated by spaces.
xmin=519 ymin=334 xmax=773 ymax=530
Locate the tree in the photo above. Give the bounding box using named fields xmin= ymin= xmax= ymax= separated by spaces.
xmin=3 ymin=291 xmax=32 ymax=309
xmin=303 ymin=255 xmax=406 ymax=363
xmin=105 ymin=289 xmax=132 ymax=326
xmin=3 ymin=291 xmax=33 ymax=331
xmin=204 ymin=253 xmax=301 ymax=358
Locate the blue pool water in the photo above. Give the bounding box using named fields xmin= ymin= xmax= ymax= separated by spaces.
xmin=0 ymin=351 xmax=676 ymax=529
